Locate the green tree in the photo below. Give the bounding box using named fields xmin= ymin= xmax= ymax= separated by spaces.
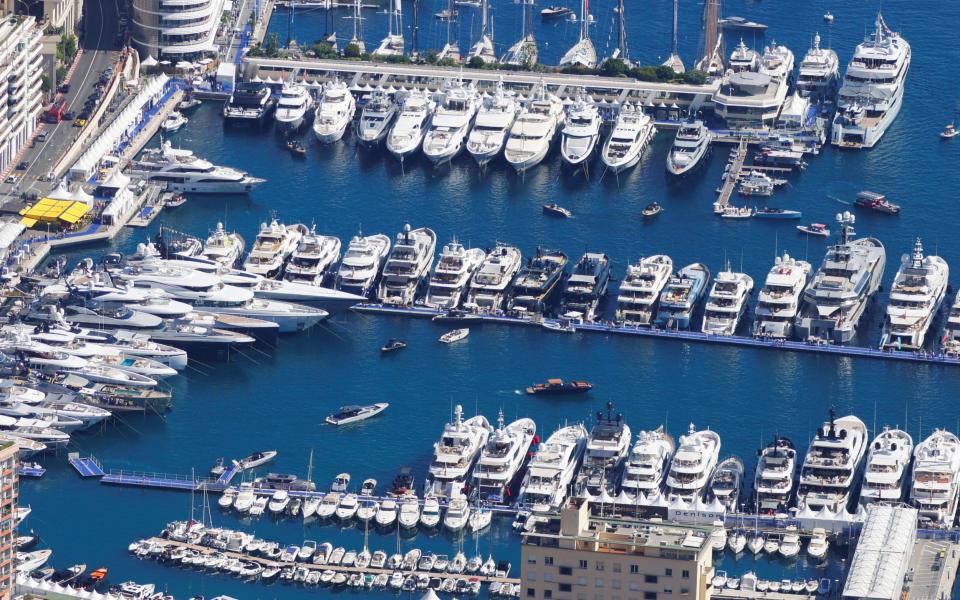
xmin=599 ymin=58 xmax=627 ymax=77
xmin=343 ymin=43 xmax=362 ymax=58
xmin=467 ymin=56 xmax=485 ymax=69
xmin=655 ymin=64 xmax=675 ymax=81
xmin=56 ymin=66 xmax=68 ymax=84
xmin=40 ymin=75 xmax=51 ymax=93
xmin=264 ymin=32 xmax=280 ymax=57
xmin=424 ymin=50 xmax=439 ymax=65
xmin=311 ymin=42 xmax=337 ymax=58
xmin=682 ymin=69 xmax=708 ymax=85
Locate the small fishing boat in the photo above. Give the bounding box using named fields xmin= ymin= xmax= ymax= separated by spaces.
xmin=439 ymin=328 xmax=469 ymax=344
xmin=525 ymin=378 xmax=592 ymax=395
xmin=942 ymin=123 xmax=959 ymax=139
xmin=286 ymin=139 xmax=307 ymax=157
xmin=164 ymin=193 xmax=187 ymax=208
xmin=325 ymin=403 xmax=389 ymax=425
xmin=238 ymin=450 xmax=277 ymax=470
xmin=540 ymin=5 xmax=571 ymax=18
xmin=381 ymin=339 xmax=407 ymax=353
xmin=797 ymin=222 xmax=830 ymax=237
xmin=854 ymin=190 xmax=901 ymax=214
xmin=754 ymin=207 xmax=802 ymax=219
xmin=642 ymin=202 xmax=663 ymax=217
xmin=823 ymin=11 xmax=833 ymax=22
xmin=542 ymin=203 xmax=573 ymax=218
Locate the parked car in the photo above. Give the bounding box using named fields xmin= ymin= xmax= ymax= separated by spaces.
xmin=63 ymin=111 xmax=75 ymax=120
xmin=16 ymin=161 xmax=28 ymax=170
xmin=58 ymin=83 xmax=70 ymax=93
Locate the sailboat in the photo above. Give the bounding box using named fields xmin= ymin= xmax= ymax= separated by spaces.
xmin=501 ymin=0 xmax=538 ymax=66
xmin=662 ymin=0 xmax=685 ymax=73
xmin=374 ymin=0 xmax=403 ymax=56
xmin=559 ymin=0 xmax=596 ymax=68
xmin=348 ymin=0 xmax=365 ymax=53
xmin=468 ymin=0 xmax=496 ymax=63
xmin=438 ymin=0 xmax=461 ymax=61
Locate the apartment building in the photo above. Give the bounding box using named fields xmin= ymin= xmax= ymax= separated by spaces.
xmin=0 ymin=441 xmax=18 ymax=600
xmin=0 ymin=15 xmax=43 ymax=172
xmin=131 ymin=0 xmax=226 ymax=60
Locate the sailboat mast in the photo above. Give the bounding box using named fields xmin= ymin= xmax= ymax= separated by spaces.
xmin=671 ymin=0 xmax=679 ymax=56
xmin=412 ymin=0 xmax=419 ymax=52
xmin=617 ymin=0 xmax=626 ymax=59
xmin=446 ymin=0 xmax=454 ymax=47
xmin=480 ymin=0 xmax=488 ymax=38
xmin=581 ymin=0 xmax=588 ymax=41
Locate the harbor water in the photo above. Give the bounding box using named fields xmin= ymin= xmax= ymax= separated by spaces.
xmin=22 ymin=0 xmax=960 ymax=597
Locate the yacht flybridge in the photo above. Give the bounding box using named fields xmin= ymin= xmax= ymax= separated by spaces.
xmin=312 ymin=80 xmax=356 ymax=144
xmin=335 ymin=232 xmax=391 ymax=298
xmin=619 ymin=426 xmax=675 ymax=502
xmin=560 ymin=97 xmax=601 ymax=169
xmin=424 ymin=404 xmax=493 ymax=498
xmin=753 ymin=435 xmax=797 ymax=514
xmin=422 ymin=80 xmax=479 ymax=164
xmin=600 ymin=104 xmax=656 ymax=173
xmin=911 ymin=430 xmax=960 ymax=527
xmin=860 ymin=427 xmax=913 ymax=506
xmin=579 ymin=401 xmax=631 ymax=494
xmin=377 ymin=225 xmax=437 ymax=305
xmin=465 ymin=244 xmax=522 ymax=312
xmin=242 ymin=219 xmax=307 ymax=278
xmin=504 ymin=86 xmax=564 ymax=173
xmin=701 ymin=266 xmax=754 ymax=336
xmin=752 ymin=253 xmax=812 ymax=339
xmin=386 ymin=91 xmax=436 ymax=161
xmin=797 ymin=33 xmax=840 ymax=98
xmin=796 ymin=409 xmax=867 ymax=512
xmin=466 ymin=80 xmax=519 ymax=166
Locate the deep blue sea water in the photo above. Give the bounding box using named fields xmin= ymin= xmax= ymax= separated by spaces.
xmin=20 ymin=0 xmax=960 ymax=597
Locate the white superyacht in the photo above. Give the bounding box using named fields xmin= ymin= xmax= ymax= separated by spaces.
xmin=796 ymin=33 xmax=839 ymax=98
xmin=579 ymin=401 xmax=631 ymax=494
xmin=941 ymin=292 xmax=960 ymax=356
xmin=880 ymin=238 xmax=948 ymax=350
xmin=335 ymin=232 xmax=391 ymax=298
xmin=753 ymin=435 xmax=797 ymax=514
xmin=473 ymin=411 xmax=536 ymax=501
xmin=284 ymin=226 xmax=342 ymax=286
xmin=860 ymin=427 xmax=913 ymax=506
xmin=423 ymin=404 xmax=493 ymax=498
xmin=911 ymin=430 xmax=960 ymax=527
xmin=356 ymin=90 xmax=398 ymax=147
xmin=796 ymin=410 xmax=867 ymax=512
xmin=312 ymin=80 xmax=356 ymax=143
xmin=619 ymin=426 xmax=675 ymax=502
xmin=615 ymin=255 xmax=673 ymax=326
xmin=832 ymin=14 xmax=910 ymax=148
xmin=466 ymin=80 xmax=519 ymax=166
xmin=424 ymin=239 xmax=486 ymax=310
xmin=701 ymin=266 xmax=754 ymax=336
xmin=242 ymin=219 xmax=307 ymax=278
xmin=665 ymin=118 xmax=711 ymax=176
xmin=503 ymin=86 xmax=564 ymax=173
xmin=386 ymin=90 xmax=436 ymax=161
xmin=377 ymin=225 xmax=437 ymax=305
xmin=464 ymin=243 xmax=522 ymax=312
xmin=728 ymin=38 xmax=760 ymax=72
xmin=422 ymin=81 xmax=479 ymax=164
xmin=274 ymin=82 xmax=312 ymax=131
xmin=201 ymin=223 xmax=245 ymax=267
xmin=600 ymin=104 xmax=656 ymax=173
xmin=752 ymin=253 xmax=812 ymax=339
xmin=128 ymin=141 xmax=265 ymax=194
xmin=665 ymin=424 xmax=721 ymax=503
xmin=559 ymin=97 xmax=601 ymax=169
xmin=518 ymin=424 xmax=587 ymax=513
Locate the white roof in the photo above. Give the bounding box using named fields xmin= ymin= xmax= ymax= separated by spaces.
xmin=842 ymin=504 xmax=917 ymax=600
xmin=0 ymin=221 xmax=25 ymax=251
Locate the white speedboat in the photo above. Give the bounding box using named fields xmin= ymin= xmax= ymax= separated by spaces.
xmin=807 ymin=528 xmax=829 ymax=560
xmin=398 ymin=494 xmax=421 ymax=528
xmin=422 ymin=81 xmax=479 ymax=164
xmin=267 ymin=489 xmax=290 ymax=514
xmin=880 ymin=238 xmax=948 ymax=350
xmin=701 ymin=266 xmax=754 ymax=336
xmin=335 ymin=493 xmax=359 ymax=520
xmin=313 ymin=80 xmax=356 ymax=143
xmin=860 ymin=427 xmax=913 ymax=506
xmin=424 ymin=239 xmax=486 ymax=310
xmin=238 ymin=450 xmax=277 ymax=470
xmin=284 ymin=226 xmax=342 ymax=286
xmin=356 ymin=90 xmax=398 ymax=146
xmin=615 ymin=255 xmax=673 ymax=326
xmin=439 ymin=328 xmax=469 ymax=343
xmin=619 ymin=425 xmax=675 ymax=502
xmin=242 ymin=219 xmax=306 ymax=278
xmin=797 ymin=409 xmax=867 ymax=511
xmin=504 ymin=87 xmax=564 ymax=172
xmin=377 ymin=225 xmax=437 ymax=305
xmin=161 ymin=111 xmax=188 ymax=132
xmin=466 ymin=80 xmax=518 ymax=166
xmin=665 ymin=423 xmax=721 ymax=502
xmin=202 ymin=222 xmax=245 ymax=267
xmin=473 ymin=410 xmax=536 ymax=501
xmin=423 ymin=404 xmax=493 ymax=498
xmin=464 ymin=243 xmax=522 ymax=312
xmin=518 ymin=424 xmax=588 ymax=513
xmin=375 ymin=497 xmax=398 ymax=527
xmin=316 ymin=493 xmax=340 ymax=519
xmin=386 ymin=90 xmax=436 ymax=161
xmin=335 ymin=232 xmax=392 ymax=298
xmin=420 ymin=496 xmax=442 ymax=527
xmin=579 ymin=401 xmax=631 ymax=494
xmin=560 ymin=97 xmax=601 ymax=169
xmin=666 ymin=118 xmax=711 ymax=176
xmin=127 ymin=141 xmax=265 ymax=194
xmin=275 ymin=82 xmax=312 ymax=131
xmin=754 ymin=435 xmax=797 ymax=514
xmin=752 ymin=253 xmax=812 ymax=339
xmin=600 ymin=103 xmax=656 ymax=173
xmin=325 ymin=403 xmax=389 ymax=425
xmin=911 ymin=430 xmax=960 ymax=526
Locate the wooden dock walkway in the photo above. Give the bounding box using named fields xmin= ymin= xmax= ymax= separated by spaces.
xmin=714 ymin=138 xmax=748 ymax=214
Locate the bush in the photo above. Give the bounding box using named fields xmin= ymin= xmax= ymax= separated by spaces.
xmin=630 ymin=66 xmax=657 ymax=81
xmin=599 ymin=58 xmax=627 ymax=77
xmin=311 ymin=42 xmax=338 ymax=59
xmin=41 ymin=75 xmax=51 ymax=93
xmin=655 ymin=64 xmax=675 ymax=81
xmin=343 ymin=43 xmax=362 ymax=58
xmin=56 ymin=66 xmax=68 ymax=84
xmin=467 ymin=56 xmax=485 ymax=69
xmin=559 ymin=64 xmax=596 ymax=76
xmin=424 ymin=50 xmax=439 ymax=65
xmin=682 ymin=69 xmax=708 ymax=85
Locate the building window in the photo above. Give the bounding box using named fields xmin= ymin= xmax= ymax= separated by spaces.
xmin=612 ymin=580 xmax=621 ymax=590
xmin=579 ymin=560 xmax=588 ymax=569
xmin=595 ymin=562 xmax=605 ymax=571
xmin=559 ymin=567 xmax=573 ymax=576
xmin=526 ymin=588 xmax=535 ymax=597
xmin=528 ymin=557 xmax=537 ymax=564
xmin=545 ymin=557 xmax=554 ymax=566
xmin=663 ymin=590 xmax=673 ymax=595
xmin=559 ymin=584 xmax=572 ymax=592
xmin=645 ymin=575 xmax=658 ymax=584
xmin=576 ymin=577 xmax=587 ymax=587
xmin=681 ymin=588 xmax=690 ymax=595
xmin=665 ymin=568 xmax=673 ymax=577
xmin=544 ymin=591 xmax=552 ymax=599
xmin=544 ymin=574 xmax=554 ymax=583
xmin=644 ymin=593 xmax=657 ymax=600
xmin=595 ymin=579 xmax=604 ymax=589
xmin=527 ymin=572 xmax=537 ymax=581
xmin=629 ymin=582 xmax=640 ymax=592
xmin=682 ymin=570 xmax=690 ymax=579
xmin=630 ymin=565 xmax=640 ymax=575
xmin=613 ymin=563 xmax=622 ymax=573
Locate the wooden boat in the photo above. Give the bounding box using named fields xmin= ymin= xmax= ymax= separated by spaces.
xmin=642 ymin=202 xmax=663 ymax=217
xmin=542 ymin=203 xmax=572 ymax=218
xmin=525 ymin=378 xmax=593 ymax=395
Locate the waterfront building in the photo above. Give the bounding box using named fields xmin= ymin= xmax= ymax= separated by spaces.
xmin=521 ymin=498 xmax=713 ymax=600
xmin=0 ymin=15 xmax=43 ymax=172
xmin=0 ymin=441 xmax=17 ymax=600
xmin=131 ymin=0 xmax=226 ymax=60
xmin=841 ymin=504 xmax=916 ymax=600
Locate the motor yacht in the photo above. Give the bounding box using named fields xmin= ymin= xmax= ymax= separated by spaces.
xmin=465 ymin=243 xmax=522 ymax=313
xmin=578 ymin=401 xmax=631 ymax=494
xmin=356 ymin=90 xmax=398 ymax=146
xmin=127 ymin=141 xmax=265 ymax=194
xmin=797 ymin=409 xmax=867 ymax=511
xmin=615 ymin=255 xmax=673 ymax=326
xmin=0 ymin=416 xmax=69 ymax=448
xmin=386 ymin=90 xmax=436 ymax=161
xmin=701 ymin=266 xmax=754 ymax=336
xmin=518 ymin=424 xmax=588 ymax=513
xmin=313 ymin=80 xmax=356 ymax=143
xmin=420 ymin=496 xmax=441 ymax=527
xmin=473 ymin=411 xmax=536 ymax=501
xmin=911 ymin=430 xmax=960 ymax=527
xmin=753 ymin=435 xmax=797 ymax=514
xmin=600 ymin=103 xmax=656 ymax=173
xmin=161 ymin=111 xmax=188 ymax=133
xmin=728 ymin=38 xmax=760 ymax=72
xmin=274 ymin=82 xmax=312 ymax=131
xmin=335 ymin=232 xmax=391 ymax=298
xmin=619 ymin=426 xmax=675 ymax=502
xmin=860 ymin=427 xmax=913 ymax=506
xmin=443 ymin=497 xmax=470 ymax=531
xmin=423 ymin=404 xmax=493 ymax=498
xmin=424 ymin=239 xmax=486 ymax=310
xmin=794 ymin=213 xmax=886 ymax=343
xmin=880 ymin=238 xmax=948 ymax=350
xmin=666 ymin=118 xmax=711 ymax=176
xmin=377 ymin=225 xmax=437 ymax=305
xmin=242 ymin=219 xmax=307 ymax=278
xmin=797 ymin=33 xmax=840 ymax=98
xmin=560 ymin=97 xmax=601 ymax=169
xmin=504 ymin=87 xmax=564 ymax=172
xmin=665 ymin=424 xmax=721 ymax=503
xmin=202 ymin=223 xmax=245 ymax=267
xmin=398 ymin=494 xmax=421 ymax=528
xmin=325 ymin=403 xmax=389 ymax=425
xmin=655 ymin=263 xmax=711 ymax=330
xmin=709 ymin=456 xmax=745 ymax=511
xmin=752 ymin=253 xmax=812 ymax=339
xmin=559 ymin=252 xmax=611 ymax=322
xmin=422 ymin=81 xmax=479 ymax=164
xmin=505 ymin=248 xmax=568 ymax=316
xmin=832 ymin=14 xmax=910 ymax=148
xmin=223 ymin=82 xmax=275 ymax=126
xmin=284 ymin=226 xmax=342 ymax=286
xmin=466 ymin=80 xmax=519 ymax=165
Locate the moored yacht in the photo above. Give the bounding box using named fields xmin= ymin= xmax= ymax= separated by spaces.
xmin=619 ymin=426 xmax=674 ymax=502
xmin=753 ymin=435 xmax=797 ymax=514
xmin=424 ymin=239 xmax=486 ymax=310
xmin=880 ymin=238 xmax=948 ymax=350
xmin=335 ymin=232 xmax=391 ymax=298
xmin=422 ymin=81 xmax=479 ymax=164
xmin=911 ymin=430 xmax=960 ymax=527
xmin=709 ymin=457 xmax=745 ymax=511
xmin=796 ymin=410 xmax=867 ymax=512
xmin=274 ymin=82 xmax=312 ymax=131
xmin=127 ymin=141 xmax=265 ymax=194
xmin=665 ymin=424 xmax=721 ymax=503
xmin=386 ymin=91 xmax=436 ymax=161
xmin=860 ymin=427 xmax=913 ymax=506
xmin=377 ymin=225 xmax=437 ymax=305
xmin=505 ymin=248 xmax=567 ymax=316
xmin=312 ymin=80 xmax=357 ymax=143
xmin=655 ymin=263 xmax=711 ymax=330
xmin=466 ymin=81 xmax=519 ymax=166
xmin=518 ymin=424 xmax=587 ymax=513
xmin=666 ymin=118 xmax=711 ymax=176
xmin=242 ymin=219 xmax=307 ymax=278
xmin=559 ymin=252 xmax=611 ymax=322
xmin=356 ymin=90 xmax=398 ymax=146
xmin=202 ymin=223 xmax=245 ymax=268
xmin=752 ymin=253 xmax=812 ymax=339
xmin=615 ymin=255 xmax=673 ymax=326
xmin=284 ymin=227 xmax=342 ymax=286
xmin=942 ymin=292 xmax=960 ymax=356
xmin=473 ymin=411 xmax=536 ymax=501
xmin=797 ymin=33 xmax=840 ymax=98
xmin=600 ymin=104 xmax=656 ymax=173
xmin=579 ymin=401 xmax=631 ymax=494
xmin=465 ymin=244 xmax=523 ymax=313
xmin=424 ymin=404 xmax=493 ymax=498
xmin=504 ymin=87 xmax=564 ymax=172
xmin=560 ymin=97 xmax=601 ymax=169
xmin=701 ymin=267 xmax=754 ymax=336
xmin=728 ymin=38 xmax=760 ymax=72
xmin=794 ymin=213 xmax=886 ymax=343
xmin=222 ymin=82 xmax=275 ymax=126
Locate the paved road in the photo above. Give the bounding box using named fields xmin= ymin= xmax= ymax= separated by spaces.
xmin=0 ymin=0 xmax=121 ymax=208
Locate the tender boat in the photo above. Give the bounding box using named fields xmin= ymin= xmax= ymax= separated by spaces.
xmin=325 ymin=403 xmax=389 ymax=425
xmin=615 ymin=255 xmax=673 ymax=326
xmin=380 ymin=339 xmax=406 ymax=353
xmin=559 ymin=252 xmax=611 ymax=322
xmin=666 ymin=118 xmax=711 ymax=176
xmin=313 ymin=80 xmax=356 ymax=143
xmin=796 ymin=409 xmax=867 ymax=511
xmin=880 ymin=238 xmax=948 ymax=350
xmin=542 ymin=203 xmax=572 ymax=218
xmin=540 ymin=5 xmax=571 ymax=18
xmin=807 ymin=528 xmax=829 ymax=560
xmin=619 ymin=426 xmax=675 ymax=502
xmin=911 ymin=429 xmax=960 ymax=527
xmin=860 ymin=427 xmax=913 ymax=506
xmin=641 ymin=203 xmax=662 ymax=217
xmin=752 ymin=252 xmax=811 ymax=339
xmin=465 ymin=243 xmax=523 ymax=313
xmin=701 ymin=266 xmax=754 ymax=336
xmin=377 ymin=225 xmax=437 ymax=305
xmin=941 ymin=123 xmax=958 ymax=139
xmin=525 ymin=379 xmax=592 ymax=395
xmin=286 ymin=139 xmax=306 ymax=157
xmin=335 ymin=232 xmax=391 ymax=298
xmin=161 ymin=111 xmax=188 ymax=132
xmin=238 ymin=450 xmax=277 ymax=470
xmin=439 ymin=329 xmax=469 ymax=344
xmin=855 ymin=190 xmax=901 ymax=214
xmin=655 ymin=263 xmax=711 ymax=330
xmin=797 ymin=223 xmax=831 ymax=237
xmin=718 ymin=16 xmax=768 ymax=31
xmin=505 ymin=248 xmax=568 ymax=316
xmin=518 ymin=424 xmax=588 ymax=513
xmin=665 ymin=424 xmax=721 ymax=502
xmin=600 ymin=103 xmax=656 ymax=173
xmin=753 ymin=207 xmax=802 ymax=219
xmin=423 ymin=239 xmax=486 ymax=310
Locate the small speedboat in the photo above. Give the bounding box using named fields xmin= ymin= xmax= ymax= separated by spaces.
xmin=164 ymin=193 xmax=187 ymax=208
xmin=525 ymin=379 xmax=592 ymax=395
xmin=854 ymin=190 xmax=900 ymax=214
xmin=823 ymin=11 xmax=834 ymax=22
xmin=286 ymin=139 xmax=307 ymax=157
xmin=178 ymin=97 xmax=202 ymax=111
xmin=439 ymin=328 xmax=469 ymax=344
xmin=797 ymin=222 xmax=830 ymax=237
xmin=238 ymin=450 xmax=277 ymax=470
xmin=161 ymin=111 xmax=188 ymax=132
xmin=754 ymin=207 xmax=802 ymax=219
xmin=543 ymin=203 xmax=572 ymax=218
xmin=642 ymin=202 xmax=663 ymax=217
xmin=540 ymin=5 xmax=571 ymax=18
xmin=942 ymin=123 xmax=959 ymax=139
xmin=325 ymin=403 xmax=389 ymax=425
xmin=381 ymin=339 xmax=407 ymax=353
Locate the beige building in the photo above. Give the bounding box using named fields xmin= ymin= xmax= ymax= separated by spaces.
xmin=2 ymin=0 xmax=82 ymax=34
xmin=0 ymin=15 xmax=43 ymax=171
xmin=521 ymin=499 xmax=715 ymax=600
xmin=0 ymin=441 xmax=18 ymax=600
